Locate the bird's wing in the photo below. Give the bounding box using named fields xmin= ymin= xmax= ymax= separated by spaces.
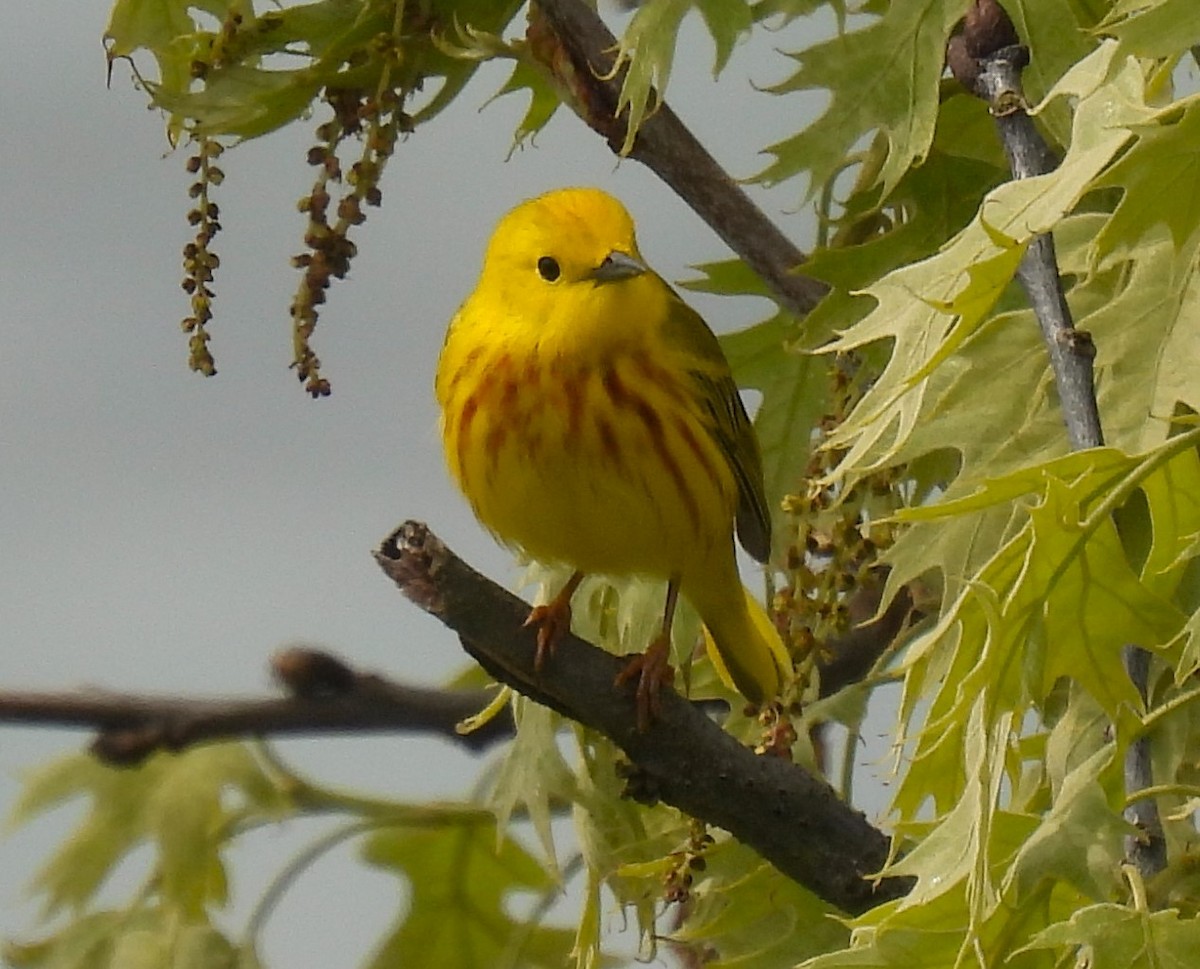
xmin=662 ymin=291 xmax=773 ymax=563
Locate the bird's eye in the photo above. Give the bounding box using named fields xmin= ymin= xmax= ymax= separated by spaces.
xmin=536 ymin=256 xmax=561 ymax=282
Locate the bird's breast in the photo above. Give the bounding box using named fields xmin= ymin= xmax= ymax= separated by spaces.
xmin=440 ymin=343 xmax=738 ymax=578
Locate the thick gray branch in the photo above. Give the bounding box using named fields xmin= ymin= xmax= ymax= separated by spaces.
xmin=375 ymin=521 xmax=911 ymax=915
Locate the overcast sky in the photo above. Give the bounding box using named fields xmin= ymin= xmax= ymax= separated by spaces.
xmin=0 ymin=4 xmax=874 ymax=964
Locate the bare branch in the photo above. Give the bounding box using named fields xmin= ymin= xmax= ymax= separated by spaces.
xmin=1123 ymin=645 xmax=1167 ymax=877
xmin=948 ymin=2 xmax=1101 ymax=451
xmin=0 ymin=652 xmax=512 ymax=765
xmin=375 ymin=521 xmax=912 ymax=915
xmin=819 ymin=578 xmax=914 ymax=698
xmin=528 ymin=0 xmax=829 ymax=318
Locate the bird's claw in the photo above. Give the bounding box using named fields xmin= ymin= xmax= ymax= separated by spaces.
xmin=615 ymin=634 xmax=675 ymax=731
xmin=524 ymin=600 xmax=572 ymax=671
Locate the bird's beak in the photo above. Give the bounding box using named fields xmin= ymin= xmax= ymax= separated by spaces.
xmin=589 ymin=250 xmax=646 ymax=283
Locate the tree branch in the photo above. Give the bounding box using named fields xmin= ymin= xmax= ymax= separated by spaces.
xmin=374 ymin=520 xmax=912 ymax=915
xmin=1122 ymin=644 xmax=1167 ymax=877
xmin=949 ymin=0 xmax=1164 ymax=882
xmin=948 ymin=9 xmax=1101 ymax=451
xmin=819 ymin=575 xmax=914 ymax=699
xmin=528 ymin=0 xmax=829 ymax=318
xmin=0 ymin=651 xmax=512 ymax=765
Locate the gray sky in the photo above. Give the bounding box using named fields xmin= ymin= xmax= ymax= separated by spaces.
xmin=0 ymin=3 xmax=866 ymax=964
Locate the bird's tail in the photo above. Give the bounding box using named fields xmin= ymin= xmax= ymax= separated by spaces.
xmin=696 ymin=584 xmax=790 ymax=703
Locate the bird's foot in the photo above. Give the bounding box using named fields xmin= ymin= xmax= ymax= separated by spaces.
xmin=615 ymin=633 xmax=675 ymax=731
xmin=523 ymin=571 xmax=584 ymax=672
xmin=524 ymin=600 xmax=571 ymax=671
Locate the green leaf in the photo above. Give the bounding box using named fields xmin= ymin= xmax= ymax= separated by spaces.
xmin=362 ymin=820 xmax=575 ymax=969
xmin=802 ymin=890 xmax=969 ymax=968
xmin=104 ymin=0 xmax=217 ymax=56
xmin=672 ymin=840 xmax=847 ymax=967
xmin=882 ymin=447 xmax=1127 ymax=609
xmin=1137 ymin=446 xmax=1200 ymax=599
xmin=3 ymin=909 xmax=244 ymax=969
xmin=1173 ymin=597 xmax=1200 ymax=684
xmin=886 ymin=703 xmax=1036 ymax=933
xmin=105 ymin=0 xmax=241 ymax=104
xmin=720 ymin=313 xmax=829 ymax=526
xmin=1021 ymin=902 xmax=1200 ymax=969
xmin=1093 ymin=99 xmax=1200 ymax=265
xmin=801 ymin=874 xmax=1063 ymax=969
xmin=488 ymin=697 xmax=578 ymax=869
xmin=892 ymin=455 xmax=1188 ymax=822
xmin=174 ymin=925 xmax=243 ymax=969
xmin=8 ymin=745 xmax=282 ymax=918
xmin=754 ymin=2 xmax=962 ymax=200
xmin=682 ymin=258 xmax=772 ymax=299
xmin=802 ymin=145 xmax=1007 ymax=294
xmin=1100 ymin=0 xmax=1200 ymax=59
xmin=817 ymin=221 xmax=1028 ymax=479
xmin=1076 ymin=235 xmax=1200 ymax=451
xmin=570 ymin=730 xmax=689 ymax=953
xmin=610 ymin=0 xmax=753 ymax=153
xmin=148 ymin=65 xmax=322 ymax=140
xmin=822 ymin=46 xmax=1153 ymax=480
xmin=106 ymin=0 xmax=526 ymax=141
xmin=1007 ymin=744 xmax=1128 ymax=902
xmin=695 ymin=0 xmax=754 ymax=75
xmin=487 ymin=59 xmax=563 ymax=151
xmin=1004 ymin=0 xmax=1098 ymax=145
xmin=4 ymin=911 xmax=129 ymax=969
xmin=608 ymin=0 xmax=690 ymax=155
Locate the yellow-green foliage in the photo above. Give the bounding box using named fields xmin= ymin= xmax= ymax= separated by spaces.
xmin=11 ymin=1 xmax=1200 ymax=967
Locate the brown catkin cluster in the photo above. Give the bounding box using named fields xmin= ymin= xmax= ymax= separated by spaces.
xmin=197 ymin=7 xmax=248 ymax=75
xmin=663 ymin=820 xmax=714 ymax=905
xmin=176 ymin=5 xmax=248 ymax=378
xmin=778 ymin=356 xmax=900 ymax=676
xmin=181 ymin=139 xmax=224 ymax=376
xmin=291 ymin=69 xmax=407 ymax=397
xmin=754 ymin=702 xmax=799 ymax=759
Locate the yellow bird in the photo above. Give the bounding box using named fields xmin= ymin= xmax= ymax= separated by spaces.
xmin=436 ymin=188 xmax=789 ymax=727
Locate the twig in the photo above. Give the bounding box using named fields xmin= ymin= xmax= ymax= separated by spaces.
xmin=819 ymin=578 xmax=914 ymax=699
xmin=948 ymin=10 xmax=1101 ymax=451
xmin=0 ymin=652 xmax=512 ymax=764
xmin=1122 ymin=645 xmax=1167 ymax=877
xmin=374 ymin=521 xmax=912 ymax=915
xmin=529 ymin=0 xmax=828 ymax=318
xmin=949 ymin=0 xmax=1164 ymax=882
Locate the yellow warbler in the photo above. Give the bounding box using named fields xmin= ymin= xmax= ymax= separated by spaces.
xmin=436 ymin=187 xmax=789 ymax=726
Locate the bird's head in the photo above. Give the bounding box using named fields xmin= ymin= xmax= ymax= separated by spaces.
xmin=471 ymin=187 xmax=667 ymax=357
xmin=481 ymin=187 xmax=648 ymax=293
